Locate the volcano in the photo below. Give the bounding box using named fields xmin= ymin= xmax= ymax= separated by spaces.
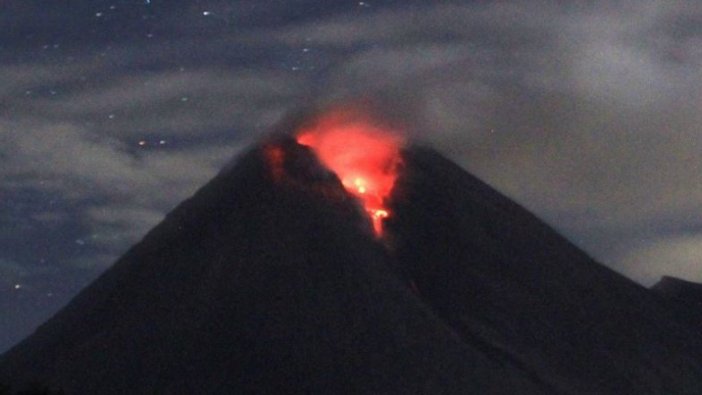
xmin=1 ymin=115 xmax=702 ymax=394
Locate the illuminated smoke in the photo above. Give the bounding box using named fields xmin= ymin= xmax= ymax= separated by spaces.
xmin=296 ymin=112 xmax=404 ymax=236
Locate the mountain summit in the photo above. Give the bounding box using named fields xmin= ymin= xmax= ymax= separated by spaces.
xmin=1 ymin=114 xmax=701 ymax=394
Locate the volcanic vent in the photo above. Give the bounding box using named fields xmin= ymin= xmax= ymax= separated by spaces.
xmin=2 ymin=108 xmax=702 ymax=394
xmin=294 ymin=111 xmax=404 ymax=236
xmin=261 ymin=109 xmax=404 ymax=237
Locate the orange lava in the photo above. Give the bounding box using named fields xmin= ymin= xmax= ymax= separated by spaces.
xmin=296 ymin=115 xmax=403 ymax=236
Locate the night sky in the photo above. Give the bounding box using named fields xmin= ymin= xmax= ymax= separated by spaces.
xmin=1 ymin=1 xmax=701 ymax=353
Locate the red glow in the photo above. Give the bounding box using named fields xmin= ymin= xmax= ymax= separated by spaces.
xmin=264 ymin=145 xmax=285 ymax=181
xmin=296 ymin=115 xmax=403 ymax=236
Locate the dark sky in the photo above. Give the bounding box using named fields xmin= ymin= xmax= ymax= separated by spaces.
xmin=1 ymin=0 xmax=701 ymax=353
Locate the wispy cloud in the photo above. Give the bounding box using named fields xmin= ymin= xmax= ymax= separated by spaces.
xmin=249 ymin=1 xmax=702 ymax=284
xmin=613 ymin=234 xmax=702 ymax=285
xmin=1 ymin=0 xmax=701 ymax=286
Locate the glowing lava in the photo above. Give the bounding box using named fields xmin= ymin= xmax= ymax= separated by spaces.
xmin=296 ymin=115 xmax=403 ymax=236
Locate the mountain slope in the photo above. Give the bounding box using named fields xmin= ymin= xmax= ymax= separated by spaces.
xmin=0 ymin=139 xmax=546 ymax=394
xmin=388 ymin=146 xmax=702 ymax=394
xmin=2 ymin=136 xmax=702 ymax=394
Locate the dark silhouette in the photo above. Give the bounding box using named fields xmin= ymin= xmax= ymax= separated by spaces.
xmin=17 ymin=389 xmax=65 ymax=395
xmin=0 ymin=384 xmax=65 ymax=395
xmin=1 ymin=135 xmax=701 ymax=394
xmin=652 ymin=276 xmax=702 ymax=330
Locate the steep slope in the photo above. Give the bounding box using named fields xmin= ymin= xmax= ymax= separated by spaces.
xmin=387 ymin=146 xmax=702 ymax=394
xmin=3 ymin=133 xmax=702 ymax=394
xmin=0 ymin=138 xmax=546 ymax=394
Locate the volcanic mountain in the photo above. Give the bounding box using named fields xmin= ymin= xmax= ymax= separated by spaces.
xmin=1 ymin=115 xmax=702 ymax=394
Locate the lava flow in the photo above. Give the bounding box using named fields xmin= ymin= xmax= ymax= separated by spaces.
xmin=296 ymin=115 xmax=403 ymax=236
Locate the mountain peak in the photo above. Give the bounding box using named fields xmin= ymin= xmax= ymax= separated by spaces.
xmin=2 ymin=135 xmax=702 ymax=394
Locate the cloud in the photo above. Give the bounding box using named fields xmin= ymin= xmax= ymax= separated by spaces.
xmin=269 ymin=2 xmax=702 ymax=216
xmin=0 ymin=36 xmax=308 ymax=266
xmin=0 ymin=116 xmax=244 ymax=259
xmin=0 ymin=65 xmax=258 ymax=263
xmin=4 ymin=60 xmax=306 ymax=138
xmin=0 ymin=63 xmax=90 ymax=98
xmin=250 ymin=0 xmax=702 ymax=284
xmin=84 ymin=205 xmax=166 ymax=248
xmin=0 ymin=259 xmax=30 ymax=286
xmin=2 ymin=0 xmax=701 ymax=285
xmin=612 ymin=234 xmax=702 ymax=286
